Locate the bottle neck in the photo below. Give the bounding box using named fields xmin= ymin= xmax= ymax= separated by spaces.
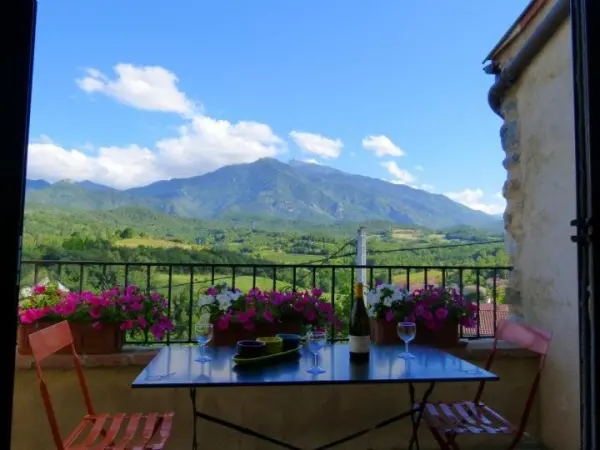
xmin=355 ymin=282 xmax=364 ymax=297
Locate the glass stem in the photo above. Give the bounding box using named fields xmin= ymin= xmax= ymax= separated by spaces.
xmin=313 ymin=353 xmax=318 ymax=368
xmin=200 ymin=344 xmax=205 ymax=358
xmin=405 ymin=342 xmax=409 ymax=354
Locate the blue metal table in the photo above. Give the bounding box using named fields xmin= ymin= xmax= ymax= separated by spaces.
xmin=132 ymin=344 xmax=498 ymax=450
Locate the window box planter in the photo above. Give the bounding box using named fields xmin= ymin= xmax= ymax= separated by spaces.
xmin=414 ymin=319 xmax=461 ymax=348
xmin=211 ymin=319 xmax=303 ymax=347
xmin=370 ymin=318 xmax=400 ymax=345
xmin=17 ymin=321 xmax=124 ymax=355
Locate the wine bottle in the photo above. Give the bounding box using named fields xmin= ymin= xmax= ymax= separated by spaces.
xmin=349 ymin=282 xmax=370 ymax=363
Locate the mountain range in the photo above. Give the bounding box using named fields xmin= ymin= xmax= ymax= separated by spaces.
xmin=25 ymin=158 xmax=503 ymax=230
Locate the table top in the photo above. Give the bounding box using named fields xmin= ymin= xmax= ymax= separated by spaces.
xmin=132 ymin=344 xmax=499 ymax=388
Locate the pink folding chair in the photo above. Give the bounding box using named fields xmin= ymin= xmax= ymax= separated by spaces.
xmin=29 ymin=320 xmax=174 ymax=449
xmin=420 ymin=319 xmax=552 ymax=450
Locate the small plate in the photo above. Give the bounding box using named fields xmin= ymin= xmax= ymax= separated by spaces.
xmin=232 ymin=345 xmax=303 ymax=366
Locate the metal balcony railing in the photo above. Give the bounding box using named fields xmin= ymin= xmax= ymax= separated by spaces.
xmin=20 ymin=260 xmax=512 ymax=343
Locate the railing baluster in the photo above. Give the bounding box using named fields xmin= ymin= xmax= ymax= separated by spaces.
xmin=292 ymin=267 xmax=297 ymax=292
xmin=33 ymin=264 xmax=39 ymax=285
xmin=368 ymin=267 xmax=374 ymax=287
xmin=330 ymin=267 xmax=336 ymax=341
xmin=252 ymin=266 xmax=257 ymax=289
xmin=311 ymin=268 xmax=317 ymax=288
xmin=423 ymin=268 xmax=428 ymax=287
xmin=101 ymin=264 xmax=107 ymax=290
xmin=167 ymin=265 xmax=173 ymax=345
xmin=459 ymin=268 xmax=464 ymax=339
xmin=349 ymin=266 xmax=355 ymax=321
xmin=475 ymin=268 xmax=481 ymax=338
xmin=188 ymin=266 xmax=195 ymax=343
xmin=124 ymin=264 xmax=129 ymax=287
xmin=441 ymin=268 xmax=446 ymax=288
xmin=406 ymin=268 xmax=411 ymax=290
xmin=492 ymin=268 xmax=498 ymax=336
xmin=231 ymin=266 xmax=236 ymax=290
xmin=79 ymin=264 xmax=85 ymax=292
xmin=272 ymin=267 xmax=277 ymax=290
xmin=146 ymin=265 xmax=151 ymax=292
xmin=387 ymin=268 xmax=392 ymax=284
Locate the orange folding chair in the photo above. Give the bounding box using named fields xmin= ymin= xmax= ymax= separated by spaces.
xmin=420 ymin=319 xmax=552 ymax=450
xmin=28 ymin=320 xmax=174 ymax=449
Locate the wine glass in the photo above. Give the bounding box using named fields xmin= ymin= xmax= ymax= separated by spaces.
xmin=306 ymin=331 xmax=327 ymax=374
xmin=194 ymin=322 xmax=213 ymax=363
xmin=397 ymin=322 xmax=416 ymax=359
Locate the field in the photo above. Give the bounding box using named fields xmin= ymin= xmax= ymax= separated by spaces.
xmin=115 ymin=238 xmax=202 ymax=250
xmin=258 ymin=250 xmax=323 ymax=263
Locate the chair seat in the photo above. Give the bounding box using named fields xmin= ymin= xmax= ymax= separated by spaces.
xmin=418 ymin=401 xmax=519 ymax=436
xmin=64 ymin=411 xmax=174 ymax=450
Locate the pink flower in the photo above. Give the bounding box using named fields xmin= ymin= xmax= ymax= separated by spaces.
xmin=434 ymin=307 xmax=448 ymax=321
xmin=216 ymin=314 xmax=231 ymax=330
xmin=421 ymin=310 xmax=434 ymax=321
xmin=32 ymin=285 xmax=46 ymax=295
xmin=263 ymin=309 xmax=274 ymax=322
xmin=120 ymin=320 xmax=134 ymax=331
xmin=385 ymin=310 xmax=395 ymax=322
xmin=137 ymin=316 xmax=147 ymax=328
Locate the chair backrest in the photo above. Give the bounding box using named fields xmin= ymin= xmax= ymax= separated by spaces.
xmin=29 ymin=321 xmax=96 ymax=450
xmin=474 ymin=318 xmax=552 ymax=440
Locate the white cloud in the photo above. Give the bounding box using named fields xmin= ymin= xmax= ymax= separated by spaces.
xmin=381 ymin=161 xmax=416 ymax=185
xmin=419 ymin=184 xmax=435 ymax=192
xmin=362 ymin=135 xmax=405 ymax=157
xmin=289 ymin=131 xmax=343 ymax=159
xmin=28 ymin=64 xmax=286 ymax=189
xmin=444 ymin=188 xmax=506 ymax=215
xmin=76 ymin=64 xmax=197 ymax=116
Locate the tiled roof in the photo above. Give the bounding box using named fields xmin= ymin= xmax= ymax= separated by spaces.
xmin=462 ymin=303 xmax=509 ymax=337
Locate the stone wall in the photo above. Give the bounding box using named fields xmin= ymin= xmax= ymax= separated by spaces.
xmin=492 ymin=14 xmax=579 ymax=450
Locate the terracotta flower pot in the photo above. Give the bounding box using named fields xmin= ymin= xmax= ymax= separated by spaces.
xmin=414 ymin=319 xmax=460 ymax=348
xmin=211 ymin=318 xmax=305 ymax=347
xmin=18 ymin=321 xmax=124 ymax=355
xmin=370 ymin=318 xmax=400 ymax=345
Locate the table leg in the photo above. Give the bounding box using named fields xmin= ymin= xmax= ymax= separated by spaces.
xmin=188 ymin=387 xmax=302 ymax=450
xmin=190 ymin=387 xmax=199 ymax=450
xmin=408 ymin=382 xmax=436 ymax=450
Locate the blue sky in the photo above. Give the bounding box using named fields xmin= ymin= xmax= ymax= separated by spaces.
xmin=27 ymin=0 xmax=529 ymax=214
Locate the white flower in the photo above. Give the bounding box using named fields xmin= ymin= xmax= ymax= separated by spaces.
xmin=198 ymin=295 xmax=214 ymax=307
xmin=366 ymin=290 xmax=380 ymax=307
xmin=227 ymin=291 xmax=242 ymax=302
xmin=383 ymin=296 xmax=393 ymax=307
xmin=391 ymin=288 xmax=407 ymax=302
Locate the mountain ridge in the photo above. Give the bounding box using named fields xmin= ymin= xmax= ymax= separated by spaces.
xmin=26 ymin=158 xmax=503 ymax=230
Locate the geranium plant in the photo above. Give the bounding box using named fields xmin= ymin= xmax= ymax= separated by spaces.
xmin=18 ymin=283 xmax=174 ymax=341
xmin=410 ymin=285 xmax=477 ymax=330
xmin=198 ymin=285 xmax=342 ymax=332
xmin=366 ymin=283 xmax=413 ymax=322
xmin=278 ymin=288 xmax=342 ymax=332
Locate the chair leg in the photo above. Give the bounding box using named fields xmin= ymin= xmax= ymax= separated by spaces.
xmin=446 ymin=433 xmax=461 ymax=450
xmin=506 ymin=432 xmax=524 ymax=450
xmin=427 ymin=425 xmax=452 ymax=450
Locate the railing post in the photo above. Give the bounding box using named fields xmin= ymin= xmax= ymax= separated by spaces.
xmin=356 ymin=227 xmax=367 ymax=286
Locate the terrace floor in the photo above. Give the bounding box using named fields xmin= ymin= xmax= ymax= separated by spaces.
xmin=13 ymin=340 xmax=545 ymax=450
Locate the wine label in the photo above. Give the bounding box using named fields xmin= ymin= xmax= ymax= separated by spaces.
xmin=349 ymin=335 xmax=370 ymax=353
